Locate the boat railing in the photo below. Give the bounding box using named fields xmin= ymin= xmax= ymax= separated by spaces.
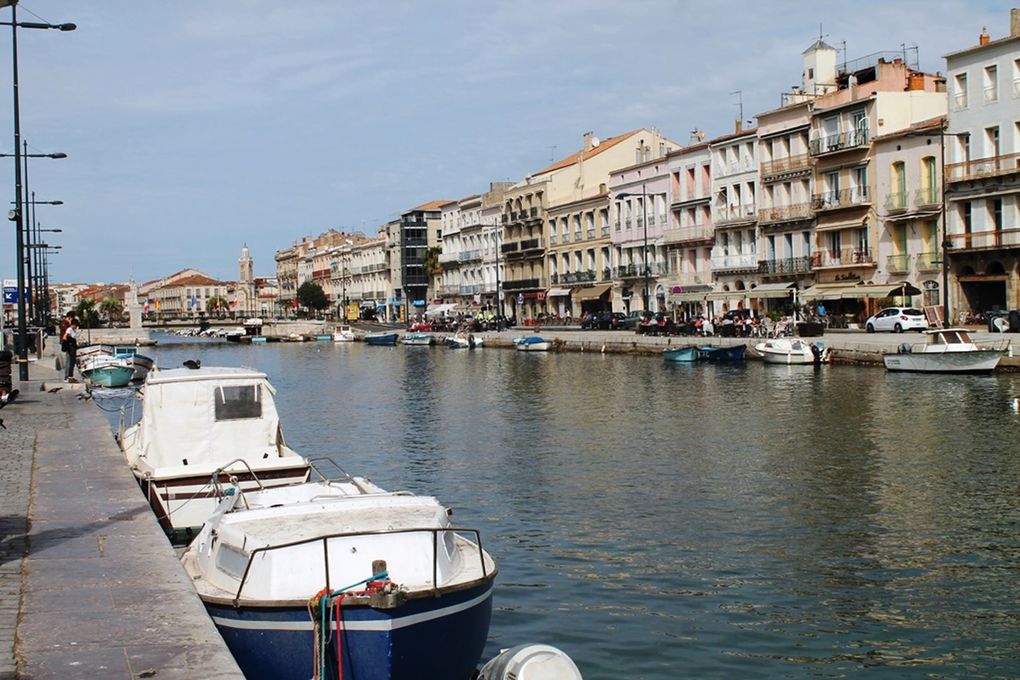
xmin=210 ymin=458 xmax=269 ymax=494
xmin=305 ymin=456 xmax=379 ymax=495
xmin=232 ymin=525 xmax=489 ymax=607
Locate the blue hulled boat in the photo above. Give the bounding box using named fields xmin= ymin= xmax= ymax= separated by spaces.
xmin=699 ymin=344 xmax=747 ymax=362
xmin=182 ymin=481 xmax=497 ymax=680
xmin=364 ymin=331 xmax=399 ymax=346
xmin=662 ymin=346 xmax=700 ymax=363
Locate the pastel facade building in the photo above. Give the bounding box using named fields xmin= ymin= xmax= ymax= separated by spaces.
xmin=709 ymin=126 xmax=759 ymax=313
xmin=664 ymin=137 xmax=713 ymax=315
xmin=944 ymin=10 xmax=1020 ymax=319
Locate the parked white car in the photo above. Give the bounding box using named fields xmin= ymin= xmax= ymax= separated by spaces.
xmin=865 ymin=307 xmax=928 ymax=333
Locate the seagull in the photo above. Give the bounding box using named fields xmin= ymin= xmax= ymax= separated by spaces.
xmin=48 ymin=386 xmax=62 ymax=393
xmin=183 ymin=359 xmax=201 ymax=370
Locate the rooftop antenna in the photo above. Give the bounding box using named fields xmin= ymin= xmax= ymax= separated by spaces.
xmin=839 ymin=40 xmax=847 ymax=73
xmin=730 ymin=90 xmax=743 ymax=125
xmin=548 ymin=145 xmax=557 ymax=162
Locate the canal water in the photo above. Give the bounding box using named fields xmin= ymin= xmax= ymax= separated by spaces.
xmin=141 ymin=336 xmax=1020 ymax=679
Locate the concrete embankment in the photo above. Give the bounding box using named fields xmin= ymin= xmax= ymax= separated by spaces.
xmin=471 ymin=327 xmax=1020 ymax=371
xmin=1 ymin=358 xmax=242 ymax=679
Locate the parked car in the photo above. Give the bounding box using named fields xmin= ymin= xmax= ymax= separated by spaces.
xmin=865 ymin=307 xmax=928 ymax=333
xmin=622 ymin=310 xmax=653 ymax=330
xmin=600 ymin=312 xmax=627 ymax=330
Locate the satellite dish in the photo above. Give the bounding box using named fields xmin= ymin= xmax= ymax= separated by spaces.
xmin=590 ymin=136 xmax=600 ymax=147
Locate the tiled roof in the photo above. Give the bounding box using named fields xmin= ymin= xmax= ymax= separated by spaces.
xmin=410 ymin=199 xmax=456 ymax=212
xmin=532 ymin=130 xmax=642 ymax=176
xmin=157 ymin=274 xmax=224 ymax=288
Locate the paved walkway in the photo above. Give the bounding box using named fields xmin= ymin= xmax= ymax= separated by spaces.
xmin=1 ymin=357 xmax=241 ymax=679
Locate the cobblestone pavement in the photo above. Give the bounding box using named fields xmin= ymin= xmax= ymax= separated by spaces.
xmin=1 ymin=357 xmax=241 ymax=679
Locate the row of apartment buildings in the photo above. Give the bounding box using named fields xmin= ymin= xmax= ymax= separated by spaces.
xmin=274 ymin=11 xmax=1020 ymax=326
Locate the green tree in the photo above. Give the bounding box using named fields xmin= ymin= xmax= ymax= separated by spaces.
xmin=74 ymin=299 xmax=100 ymax=329
xmin=206 ymin=295 xmax=229 ymax=316
xmin=423 ymin=246 xmax=443 ymax=275
xmin=98 ymin=297 xmax=124 ymax=324
xmin=297 ymin=282 xmax=329 ymax=316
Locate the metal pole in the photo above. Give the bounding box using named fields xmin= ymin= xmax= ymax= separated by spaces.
xmin=940 ymin=124 xmax=951 ymax=327
xmin=642 ymin=184 xmax=649 ymax=312
xmin=494 ymin=218 xmax=502 ymax=319
xmin=23 ymin=147 xmax=34 ymax=326
xmin=10 ymin=7 xmax=28 ymax=379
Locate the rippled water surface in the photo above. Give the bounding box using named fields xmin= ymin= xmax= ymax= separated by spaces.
xmin=145 ymin=336 xmax=1020 ymax=679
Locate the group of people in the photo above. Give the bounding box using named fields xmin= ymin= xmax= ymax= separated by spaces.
xmin=58 ymin=311 xmax=80 ymax=383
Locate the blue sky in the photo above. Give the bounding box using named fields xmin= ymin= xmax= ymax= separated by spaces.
xmin=0 ymin=0 xmax=1010 ymax=283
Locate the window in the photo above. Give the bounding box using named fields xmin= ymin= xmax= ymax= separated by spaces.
xmin=954 ymin=73 xmax=968 ymax=109
xmin=962 ymin=201 xmax=973 ymax=233
xmin=986 ymin=126 xmax=1000 ymax=157
xmin=214 ymin=385 xmax=262 ymax=421
xmin=891 ymin=161 xmax=906 ymax=208
xmin=990 ymin=198 xmax=1003 ymax=230
xmin=1014 ymin=59 xmax=1020 ymax=97
xmin=853 ymin=166 xmax=868 ymax=202
xmin=984 ymin=64 xmax=998 ymax=103
xmin=920 ymin=156 xmax=937 ymax=204
xmin=923 ymin=280 xmax=940 ymax=307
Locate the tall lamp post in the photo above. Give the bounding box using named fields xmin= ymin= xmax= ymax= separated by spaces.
xmin=2 ymin=2 xmax=75 ymax=379
xmin=616 ymin=187 xmax=651 ymax=312
xmin=39 ymin=244 xmax=60 ymax=328
xmin=32 ymin=224 xmax=61 ymax=324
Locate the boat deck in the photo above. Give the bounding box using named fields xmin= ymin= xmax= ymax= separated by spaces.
xmin=1 ymin=361 xmax=243 ymax=679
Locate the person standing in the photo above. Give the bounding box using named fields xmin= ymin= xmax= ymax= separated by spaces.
xmin=62 ymin=318 xmax=79 ymax=383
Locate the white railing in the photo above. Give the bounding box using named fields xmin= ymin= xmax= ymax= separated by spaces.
xmin=711 ymin=253 xmax=759 ymax=270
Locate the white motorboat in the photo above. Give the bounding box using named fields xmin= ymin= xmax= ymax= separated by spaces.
xmin=181 ymin=477 xmax=497 ymax=680
xmin=514 ymin=336 xmax=550 ymax=352
xmin=118 ymin=366 xmax=309 ymax=542
xmin=80 ymin=354 xmax=135 ymax=387
xmin=77 ymin=344 xmax=154 ymax=382
xmin=883 ymin=328 xmax=1006 ymax=374
xmin=447 ymin=332 xmax=483 ymax=349
xmin=333 ymin=324 xmax=355 ymax=342
xmin=755 ymin=338 xmax=829 ymax=365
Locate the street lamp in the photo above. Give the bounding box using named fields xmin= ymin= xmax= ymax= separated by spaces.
xmin=2 ymin=3 xmax=76 ymax=379
xmin=616 ymin=188 xmax=651 ymax=312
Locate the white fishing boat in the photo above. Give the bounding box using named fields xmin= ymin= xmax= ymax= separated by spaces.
xmin=333 ymin=324 xmax=355 ymax=342
xmin=755 ymin=338 xmax=829 ymax=365
xmin=883 ymin=328 xmax=1006 ymax=374
xmin=118 ymin=366 xmax=309 ymax=542
xmin=514 ymin=336 xmax=550 ymax=352
xmin=181 ymin=475 xmax=497 ymax=680
xmin=77 ymin=344 xmax=154 ymax=381
xmin=80 ymin=354 xmax=135 ymax=387
xmin=447 ymin=332 xmax=483 ymax=349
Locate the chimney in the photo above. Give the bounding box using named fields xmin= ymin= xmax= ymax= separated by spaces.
xmin=735 ymin=119 xmax=743 ymax=134
xmin=583 ymin=131 xmax=594 ymax=152
xmin=1012 ymin=8 xmax=1020 ymax=37
xmin=979 ymin=26 xmax=990 ymax=45
xmin=689 ymin=129 xmax=705 ymax=144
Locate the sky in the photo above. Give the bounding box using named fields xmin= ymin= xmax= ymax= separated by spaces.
xmin=0 ymin=0 xmax=1011 ymax=284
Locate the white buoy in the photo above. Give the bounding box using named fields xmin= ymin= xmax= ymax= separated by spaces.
xmin=477 ymin=644 xmax=583 ymax=680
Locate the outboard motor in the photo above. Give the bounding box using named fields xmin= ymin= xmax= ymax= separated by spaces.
xmin=477 ymin=644 xmax=583 ymax=680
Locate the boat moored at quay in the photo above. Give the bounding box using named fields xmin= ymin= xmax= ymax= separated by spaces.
xmin=883 ymin=328 xmax=1008 ymax=374
xmin=117 ymin=366 xmax=310 ymax=541
xmin=181 ymin=479 xmax=497 ymax=680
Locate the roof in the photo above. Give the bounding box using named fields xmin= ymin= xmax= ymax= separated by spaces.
xmin=803 ymin=39 xmax=836 ymax=54
xmin=408 ymin=199 xmax=456 ymax=212
xmin=944 ymin=32 xmax=1020 ymax=60
xmin=873 ymin=115 xmax=946 ymax=142
xmin=532 ymin=129 xmax=642 ymax=176
xmin=708 ymin=127 xmax=759 ymax=146
xmin=156 ymin=274 xmax=225 ymax=288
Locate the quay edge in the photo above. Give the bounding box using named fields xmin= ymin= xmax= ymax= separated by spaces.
xmin=2 ymin=354 xmax=243 ymax=679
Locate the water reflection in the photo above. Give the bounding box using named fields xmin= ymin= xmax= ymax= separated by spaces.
xmin=148 ymin=336 xmax=1020 ymax=679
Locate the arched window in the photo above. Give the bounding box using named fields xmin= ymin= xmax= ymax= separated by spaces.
xmin=923 ymin=280 xmax=939 ymax=307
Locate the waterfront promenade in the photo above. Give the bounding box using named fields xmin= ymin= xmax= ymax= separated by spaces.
xmin=0 ymin=359 xmax=241 ymax=679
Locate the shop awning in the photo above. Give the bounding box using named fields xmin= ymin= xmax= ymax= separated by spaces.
xmin=706 ymin=290 xmax=745 ymax=300
xmin=546 ymin=287 xmax=571 ymax=297
xmin=424 ymin=303 xmax=456 ymax=316
xmin=747 ymin=282 xmax=796 ymax=299
xmin=884 ymin=209 xmax=941 ymax=223
xmin=671 ymin=291 xmax=709 ymax=302
xmin=801 ymin=282 xmax=922 ymax=300
xmin=573 ymin=283 xmax=612 ymax=301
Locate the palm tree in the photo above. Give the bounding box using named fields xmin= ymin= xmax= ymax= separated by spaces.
xmin=99 ymin=297 xmax=124 ymax=324
xmin=206 ymin=295 xmax=229 ymax=317
xmin=73 ymin=299 xmax=99 ymax=329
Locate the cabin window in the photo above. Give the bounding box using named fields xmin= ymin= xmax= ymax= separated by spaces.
xmin=216 ymin=544 xmax=250 ymax=579
xmin=214 ymin=385 xmax=262 ymax=421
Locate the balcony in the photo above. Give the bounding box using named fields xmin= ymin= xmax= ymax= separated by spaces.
xmin=809 ymin=127 xmax=870 ymax=156
xmin=503 ymin=278 xmax=543 ymax=291
xmin=915 ymin=187 xmax=940 ymax=208
xmin=441 ymin=284 xmax=460 ymax=296
xmin=759 ymin=257 xmax=812 ymax=275
xmin=601 ymin=225 xmax=610 ymax=237
xmin=520 ymin=237 xmax=544 ymax=251
xmin=438 ymin=252 xmax=460 ymax=264
xmin=812 ymin=186 xmax=870 ymax=212
xmin=587 ymin=229 xmax=596 ymax=240
xmin=953 ymin=92 xmax=968 ymax=111
xmin=559 ymin=270 xmax=597 ymax=285
xmin=458 ymin=249 xmax=482 ymax=263
xmin=915 ymin=251 xmax=941 ymax=272
xmin=760 ymin=153 xmax=812 ymax=180
xmin=459 ymin=284 xmax=481 ymax=295
xmin=984 ymin=85 xmax=998 ymax=104
xmin=758 ymin=203 xmax=814 ymax=225
xmin=886 ymin=254 xmax=910 ymax=273
xmin=812 ymin=247 xmax=875 ymax=268
xmin=884 ymin=192 xmax=907 ymax=213
xmin=661 ymin=224 xmax=714 ymax=244
xmin=946 ymin=151 xmax=1020 ymax=182
xmin=501 ymin=242 xmax=519 ymax=254
xmin=711 ymin=253 xmax=759 ymax=271
xmin=614 ymin=263 xmax=663 ymax=278
xmin=714 ymin=204 xmax=757 ymax=226
xmin=949 ymin=227 xmax=1020 ymax=251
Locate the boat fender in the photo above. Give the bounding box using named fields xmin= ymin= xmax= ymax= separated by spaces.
xmin=477 ymin=644 xmax=583 ymax=680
